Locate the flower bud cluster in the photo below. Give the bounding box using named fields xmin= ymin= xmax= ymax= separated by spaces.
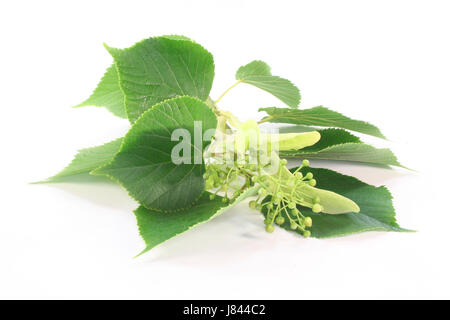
xmin=204 ymin=157 xmax=320 ymax=238
xmin=248 ymin=159 xmax=319 ymax=237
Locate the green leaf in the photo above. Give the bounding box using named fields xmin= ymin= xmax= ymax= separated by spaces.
xmin=236 ymin=60 xmax=300 ymax=108
xmin=37 ymin=138 xmax=123 ymax=183
xmin=135 ymin=187 xmax=258 ymax=255
xmin=263 ymin=167 xmax=411 ymax=238
xmin=74 ymin=65 xmax=127 ymax=119
xmin=93 ymin=96 xmax=217 ymax=212
xmin=260 ymin=106 xmax=386 ymax=139
xmin=285 ymin=143 xmax=403 ymax=168
xmin=279 ymin=128 xmax=403 ymax=168
xmin=106 ymin=36 xmax=215 ymax=122
xmin=161 ymin=35 xmax=193 ymax=41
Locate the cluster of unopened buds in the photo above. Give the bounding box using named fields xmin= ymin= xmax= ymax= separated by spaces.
xmin=249 ymin=159 xmax=320 ymax=237
xmin=204 ymin=162 xmax=251 ymax=203
xmin=204 ymin=155 xmax=323 ymax=237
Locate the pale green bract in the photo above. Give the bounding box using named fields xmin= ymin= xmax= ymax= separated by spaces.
xmin=276 ymin=132 xmax=321 ymax=151
xmin=106 ymin=36 xmax=215 ymax=122
xmin=236 ymin=60 xmax=301 ymax=108
xmin=74 ymin=65 xmax=127 ymax=118
xmin=232 ymin=120 xmax=321 ymax=155
xmin=93 ymin=96 xmax=217 ymax=212
xmin=260 ymin=106 xmax=386 ymax=139
xmin=274 ymin=166 xmax=360 ymax=214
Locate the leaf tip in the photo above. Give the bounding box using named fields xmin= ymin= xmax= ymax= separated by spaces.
xmin=72 ymin=102 xmax=85 ymax=109
xmin=29 ymin=180 xmax=47 ymax=185
xmin=133 ymin=248 xmax=150 ymax=258
xmin=103 ymin=43 xmax=120 ymax=57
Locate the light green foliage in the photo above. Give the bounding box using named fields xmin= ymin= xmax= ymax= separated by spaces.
xmin=236 ymin=60 xmax=301 ymax=108
xmin=280 ymin=128 xmax=403 ymax=167
xmin=135 ymin=187 xmax=257 ymax=255
xmin=162 ymin=35 xmax=193 ymax=41
xmin=39 ymin=35 xmax=408 ymax=254
xmin=74 ymin=65 xmax=127 ymax=118
xmin=41 ymin=138 xmax=123 ymax=182
xmin=260 ymin=106 xmax=386 ymax=139
xmin=93 ymin=97 xmax=217 ymax=212
xmin=263 ymin=167 xmax=411 ymax=237
xmin=106 ymin=36 xmax=215 ymax=122
xmin=287 ymin=143 xmax=403 ymax=168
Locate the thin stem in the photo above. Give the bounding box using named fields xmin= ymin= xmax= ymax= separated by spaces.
xmin=293 ymin=165 xmax=304 ymax=175
xmin=215 ymin=80 xmax=242 ymax=104
xmin=270 ymin=205 xmax=280 ymax=224
xmin=283 ymin=205 xmax=295 ymax=223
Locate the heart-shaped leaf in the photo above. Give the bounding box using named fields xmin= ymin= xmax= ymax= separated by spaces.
xmin=106 ymin=37 xmax=215 ymax=122
xmin=93 ymin=96 xmax=217 ymax=212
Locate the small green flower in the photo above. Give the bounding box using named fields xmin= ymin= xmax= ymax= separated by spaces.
xmin=304 ymin=217 xmax=313 ymax=227
xmin=305 ymin=172 xmax=313 ymax=180
xmin=265 ymin=224 xmax=275 ymax=233
xmin=275 ymin=216 xmax=285 ymax=225
xmin=312 ymin=203 xmax=322 ymax=213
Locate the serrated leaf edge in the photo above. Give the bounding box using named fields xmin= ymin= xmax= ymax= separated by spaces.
xmin=32 ymin=137 xmax=124 ymax=184
xmin=72 ymin=62 xmax=128 ymax=119
xmin=91 ymin=96 xmax=216 ymax=213
xmin=259 ymin=106 xmax=387 ymax=140
xmin=135 ymin=186 xmax=259 ymax=256
xmin=104 ymin=36 xmax=215 ymax=122
xmin=236 ymin=60 xmax=301 ymax=108
xmin=281 ymin=142 xmax=406 ymax=168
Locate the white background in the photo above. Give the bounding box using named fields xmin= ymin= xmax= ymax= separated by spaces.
xmin=1 ymin=0 xmax=449 ymax=299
